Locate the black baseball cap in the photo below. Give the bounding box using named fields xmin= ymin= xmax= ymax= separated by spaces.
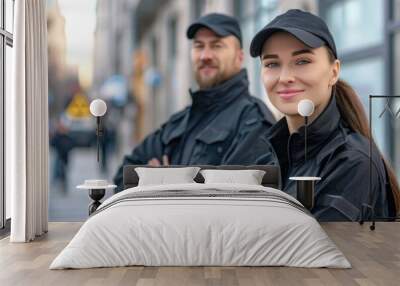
xmin=250 ymin=9 xmax=337 ymax=58
xmin=187 ymin=13 xmax=243 ymax=47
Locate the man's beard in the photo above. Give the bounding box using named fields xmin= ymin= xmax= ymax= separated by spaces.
xmin=194 ymin=64 xmax=225 ymax=89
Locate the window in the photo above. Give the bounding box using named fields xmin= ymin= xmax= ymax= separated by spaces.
xmin=234 ymin=0 xmax=279 ymax=98
xmin=340 ymin=58 xmax=387 ymax=156
xmin=321 ymin=0 xmax=388 ymax=157
xmin=324 ymin=0 xmax=384 ymax=54
xmin=1 ymin=0 xmax=14 ymax=232
xmin=394 ymin=0 xmax=400 ymax=20
xmin=393 ymin=32 xmax=400 ymax=176
xmin=5 ymin=0 xmax=13 ymax=33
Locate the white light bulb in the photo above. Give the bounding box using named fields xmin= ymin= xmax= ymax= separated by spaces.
xmin=90 ymin=99 xmax=107 ymax=117
xmin=298 ymin=99 xmax=315 ymax=117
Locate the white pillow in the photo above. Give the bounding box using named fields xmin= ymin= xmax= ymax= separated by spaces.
xmin=135 ymin=167 xmax=200 ymax=186
xmin=200 ymin=169 xmax=266 ymax=185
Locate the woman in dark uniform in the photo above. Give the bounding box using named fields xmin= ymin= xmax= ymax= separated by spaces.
xmin=249 ymin=9 xmax=400 ymax=221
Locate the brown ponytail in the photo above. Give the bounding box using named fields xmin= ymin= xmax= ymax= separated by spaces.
xmin=333 ymin=79 xmax=400 ymax=215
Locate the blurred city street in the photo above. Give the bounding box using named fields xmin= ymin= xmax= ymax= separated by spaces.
xmin=49 ymin=107 xmax=134 ymax=221
xmin=49 ymin=148 xmax=115 ymax=221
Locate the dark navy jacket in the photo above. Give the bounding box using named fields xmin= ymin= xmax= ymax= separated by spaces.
xmin=113 ymin=69 xmax=275 ymax=192
xmin=226 ymin=94 xmax=395 ymax=221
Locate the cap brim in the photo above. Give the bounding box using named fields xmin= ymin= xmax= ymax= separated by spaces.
xmin=250 ymin=27 xmax=325 ymax=57
xmin=187 ymin=23 xmax=230 ymax=39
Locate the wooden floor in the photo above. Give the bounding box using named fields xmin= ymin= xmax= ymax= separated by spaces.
xmin=0 ymin=222 xmax=399 ymax=286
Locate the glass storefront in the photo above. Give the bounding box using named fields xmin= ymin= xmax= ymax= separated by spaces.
xmin=394 ymin=0 xmax=400 ymax=20
xmin=393 ymin=32 xmax=400 ymax=175
xmin=325 ymin=0 xmax=384 ymax=54
xmin=340 ymin=58 xmax=387 ymax=156
xmin=234 ymin=0 xmax=279 ymax=99
xmin=322 ymin=0 xmax=388 ymax=156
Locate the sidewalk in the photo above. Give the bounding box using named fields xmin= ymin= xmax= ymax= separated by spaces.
xmin=49 ymin=104 xmax=139 ymax=221
xmin=49 ymin=148 xmax=117 ymax=221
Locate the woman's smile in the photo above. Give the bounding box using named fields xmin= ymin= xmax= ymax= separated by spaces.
xmin=277 ymin=89 xmax=305 ymax=100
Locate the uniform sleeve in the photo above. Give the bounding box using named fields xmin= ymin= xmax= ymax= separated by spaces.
xmin=112 ymin=128 xmax=165 ymax=192
xmin=222 ymin=104 xmax=274 ymax=165
xmin=313 ymin=150 xmax=385 ymax=221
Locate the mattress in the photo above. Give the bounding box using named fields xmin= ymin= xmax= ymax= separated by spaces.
xmin=50 ymin=183 xmax=351 ymax=269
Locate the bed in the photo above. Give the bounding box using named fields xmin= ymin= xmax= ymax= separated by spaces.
xmin=50 ymin=165 xmax=350 ymax=269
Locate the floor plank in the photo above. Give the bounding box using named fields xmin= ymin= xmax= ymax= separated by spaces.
xmin=0 ymin=222 xmax=399 ymax=286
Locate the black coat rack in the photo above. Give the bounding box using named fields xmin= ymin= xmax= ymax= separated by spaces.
xmin=362 ymin=95 xmax=400 ymax=230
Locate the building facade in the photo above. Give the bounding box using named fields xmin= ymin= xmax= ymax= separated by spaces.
xmin=92 ymin=0 xmax=135 ymax=91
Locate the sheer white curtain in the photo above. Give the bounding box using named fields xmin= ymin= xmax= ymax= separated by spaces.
xmin=7 ymin=0 xmax=49 ymax=242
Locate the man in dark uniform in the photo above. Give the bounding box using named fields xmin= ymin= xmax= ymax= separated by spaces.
xmin=113 ymin=13 xmax=275 ymax=192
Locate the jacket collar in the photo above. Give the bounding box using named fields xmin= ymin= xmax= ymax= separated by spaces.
xmin=189 ymin=69 xmax=249 ymax=110
xmin=268 ymin=93 xmax=341 ymax=165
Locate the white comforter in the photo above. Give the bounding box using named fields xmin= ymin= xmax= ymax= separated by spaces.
xmin=50 ymin=183 xmax=351 ymax=269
